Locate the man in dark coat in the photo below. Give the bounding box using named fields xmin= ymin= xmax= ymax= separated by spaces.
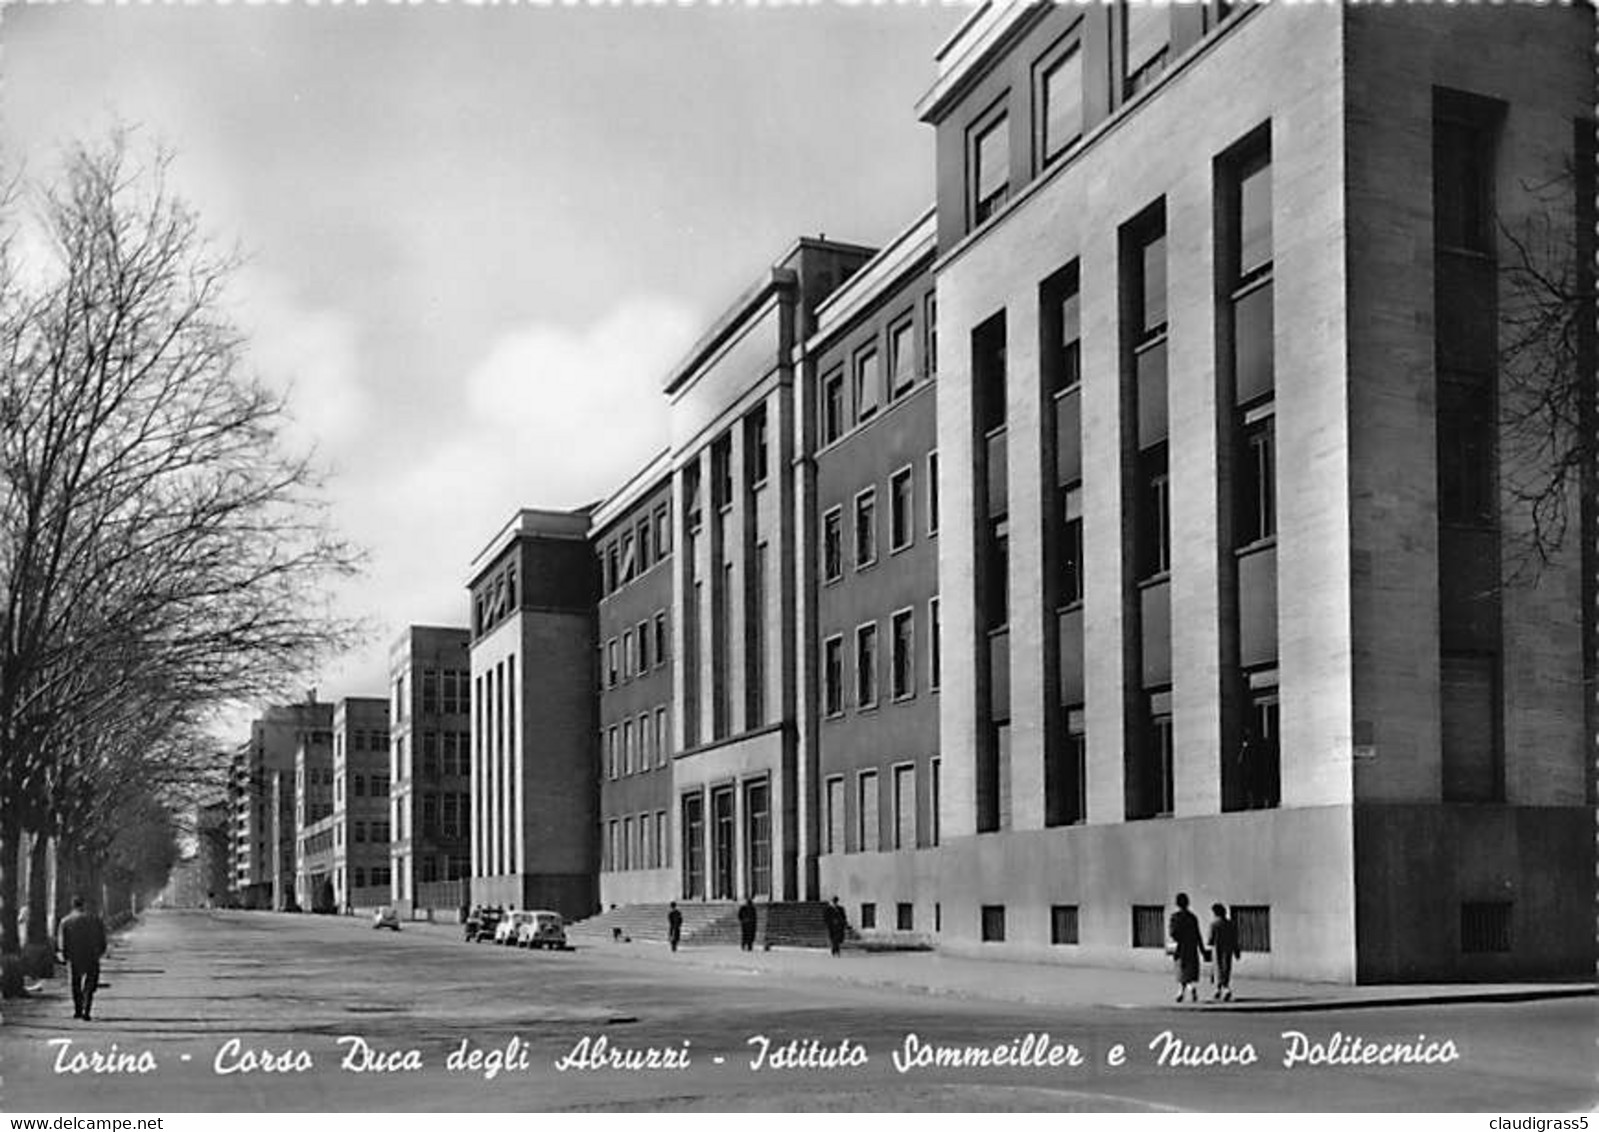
xmin=57 ymin=897 xmax=107 ymax=1021
xmin=667 ymin=902 xmax=683 ymax=952
xmin=823 ymin=896 xmax=847 ymax=957
xmin=1168 ymin=892 xmax=1210 ymax=1004
xmin=737 ymin=898 xmax=758 ymax=952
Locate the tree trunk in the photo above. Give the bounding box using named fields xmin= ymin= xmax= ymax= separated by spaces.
xmin=25 ymin=833 xmax=51 ymax=947
xmin=0 ymin=816 xmax=20 ymax=955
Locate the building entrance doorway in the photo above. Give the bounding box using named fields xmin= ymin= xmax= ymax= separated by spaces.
xmin=711 ymin=786 xmax=735 ymax=899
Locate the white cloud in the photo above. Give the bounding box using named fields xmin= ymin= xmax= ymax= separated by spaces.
xmin=309 ymin=294 xmax=701 ymax=703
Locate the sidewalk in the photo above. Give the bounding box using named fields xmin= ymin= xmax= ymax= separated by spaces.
xmin=561 ymin=933 xmax=1596 ymax=1013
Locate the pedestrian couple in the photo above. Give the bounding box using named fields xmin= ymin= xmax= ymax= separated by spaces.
xmin=1168 ymin=892 xmax=1241 ymax=1003
xmin=663 ymin=898 xmax=763 ymax=952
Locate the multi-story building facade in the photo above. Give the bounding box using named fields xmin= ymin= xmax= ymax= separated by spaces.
xmin=454 ymin=3 xmax=1592 ymax=981
xmin=293 ymin=732 xmax=336 ymax=912
xmin=228 ymin=698 xmax=332 ymax=910
xmin=666 ymin=238 xmax=877 ymax=906
xmin=332 ymin=697 xmax=391 ymax=910
xmin=921 ymin=0 xmax=1592 ymax=979
xmin=467 ymin=509 xmax=598 ymax=918
xmin=389 ymin=625 xmax=473 ymax=918
xmin=800 ymin=211 xmax=943 ymax=936
xmin=593 ymin=456 xmax=676 ymax=907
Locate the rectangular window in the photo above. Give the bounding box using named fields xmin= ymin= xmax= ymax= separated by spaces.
xmin=923 ymin=293 xmax=938 ymax=379
xmin=1460 ymin=902 xmax=1510 ymax=953
xmin=897 ymin=903 xmax=914 ymax=931
xmin=748 ymin=542 xmax=767 ymax=728
xmin=654 ymin=612 xmax=668 ymax=668
xmin=623 ymin=629 xmax=635 ymax=680
xmin=929 ymin=596 xmax=941 ymax=691
xmin=1037 ymin=34 xmax=1083 ymax=166
xmin=890 ymin=319 xmax=916 ymax=398
xmin=1442 ymin=653 xmax=1498 ymax=802
xmin=1123 ymin=0 xmax=1169 ymax=98
xmin=854 ymin=489 xmax=877 ymax=568
xmin=823 ymin=507 xmax=844 ymax=583
xmin=858 ymin=770 xmax=880 ymax=853
xmin=930 ymin=756 xmax=940 ymax=846
xmin=1050 ymin=905 xmax=1080 ymax=945
xmin=893 ymin=763 xmax=916 ymax=849
xmin=1437 ymin=382 xmax=1496 ymax=526
xmin=1062 ymin=487 xmax=1084 ymax=604
xmin=856 ymin=622 xmax=879 ymax=709
xmin=891 ymin=608 xmax=915 ymax=700
xmin=711 ymin=435 xmax=733 ymax=511
xmin=1233 ymin=905 xmax=1273 ymax=953
xmin=927 ymin=451 xmax=939 ymax=535
xmin=421 ymin=670 xmax=439 ymax=715
xmin=620 ymin=531 xmax=636 ymax=584
xmin=1434 ymin=112 xmax=1496 ymax=255
xmin=980 ymin=905 xmax=1006 ymax=943
xmin=823 ymin=636 xmax=845 ymax=717
xmin=861 ymin=902 xmax=877 ymax=930
xmin=682 ymin=793 xmax=705 ymax=899
xmin=637 ymin=516 xmax=653 ymax=575
xmin=1130 ymin=696 xmax=1174 ymax=819
xmin=1138 ymin=446 xmax=1170 ymax=579
xmin=623 ymin=719 xmax=635 ymax=775
xmin=855 ymin=348 xmax=880 ymax=424
xmin=746 ymin=405 xmax=768 ymax=488
xmin=655 ymin=503 xmax=672 ymax=559
xmin=889 ymin=466 xmax=914 ymax=552
xmin=825 ymin=776 xmax=845 ymax=854
xmin=971 ymin=107 xmax=1010 ymax=227
xmin=822 ymin=369 xmax=846 ymax=444
xmin=1047 ymin=708 xmax=1087 ymax=827
xmin=1132 ymin=904 xmax=1166 ymax=948
xmin=655 ymin=707 xmax=669 ymax=768
xmin=607 ymin=639 xmax=619 ymax=688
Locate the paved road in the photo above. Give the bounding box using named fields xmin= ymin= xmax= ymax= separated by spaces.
xmin=0 ymin=910 xmax=1593 ymax=1112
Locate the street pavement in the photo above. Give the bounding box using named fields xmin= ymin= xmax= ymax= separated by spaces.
xmin=0 ymin=910 xmax=1593 ymax=1112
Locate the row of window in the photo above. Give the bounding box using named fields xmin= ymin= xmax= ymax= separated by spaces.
xmin=819 ymin=294 xmax=937 ymax=445
xmin=336 ymin=730 xmax=390 ymax=755
xmin=471 ymin=558 xmax=519 ymax=638
xmin=600 ymin=500 xmax=673 ymax=599
xmin=962 ymin=903 xmax=1274 ymax=951
xmin=822 ymin=601 xmax=941 ymax=717
xmin=417 ymin=791 xmax=469 ymax=842
xmin=604 ymin=611 xmax=670 ymax=689
xmin=299 ymin=829 xmax=334 ymax=857
xmin=604 ymin=706 xmax=671 ymax=780
xmin=418 ymin=669 xmax=470 ymax=716
xmin=822 ymin=759 xmax=940 ymax=855
xmin=822 ymin=455 xmax=939 ymax=582
xmin=418 ymin=730 xmax=470 ymax=779
xmin=410 ymin=853 xmax=472 ymax=884
xmin=603 ymin=809 xmax=671 ymax=873
xmin=351 ymin=819 xmax=394 ymax=844
xmin=965 ymin=3 xmax=1238 ymax=235
xmin=351 ymin=866 xmax=392 ymax=889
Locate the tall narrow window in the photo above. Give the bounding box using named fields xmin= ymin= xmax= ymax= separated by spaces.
xmin=890 ymin=466 xmax=914 ymax=551
xmin=856 ymin=622 xmax=879 ymax=710
xmin=1036 ymin=32 xmax=1084 ymax=166
xmin=855 ymin=348 xmax=880 ymax=424
xmin=891 ymin=608 xmax=915 ymax=700
xmin=858 ymin=770 xmax=880 ymax=853
xmin=970 ymin=105 xmax=1010 ymax=227
xmin=893 ymin=764 xmax=917 ymax=850
xmin=745 ymin=405 xmax=768 ymax=488
xmin=929 ymin=597 xmax=941 ymax=691
xmin=825 ymin=776 xmax=845 ymax=854
xmin=927 ymin=450 xmax=940 ymax=535
xmin=823 ymin=636 xmax=844 ymax=717
xmin=822 ymin=369 xmax=845 ymax=444
xmin=1123 ymin=0 xmax=1169 ymax=98
xmin=854 ymin=489 xmax=878 ymax=569
xmin=890 ymin=319 xmax=916 ymax=398
xmin=823 ymin=507 xmax=844 ymax=582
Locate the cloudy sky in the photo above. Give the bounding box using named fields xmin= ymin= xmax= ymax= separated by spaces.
xmin=0 ymin=1 xmax=962 ymax=717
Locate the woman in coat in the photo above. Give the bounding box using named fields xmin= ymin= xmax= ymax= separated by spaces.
xmin=1168 ymin=892 xmax=1210 ymax=1003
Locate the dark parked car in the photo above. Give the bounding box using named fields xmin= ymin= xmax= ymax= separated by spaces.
xmin=465 ymin=906 xmax=503 ymax=943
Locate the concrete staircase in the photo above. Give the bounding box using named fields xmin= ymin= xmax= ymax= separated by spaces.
xmin=568 ymin=901 xmax=856 ymax=950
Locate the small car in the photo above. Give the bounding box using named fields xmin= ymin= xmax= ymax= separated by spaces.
xmin=514 ymin=910 xmax=567 ymax=950
xmin=494 ymin=910 xmax=533 ymax=945
xmin=371 ymin=906 xmax=401 ymax=932
xmin=464 ymin=906 xmax=503 ymax=943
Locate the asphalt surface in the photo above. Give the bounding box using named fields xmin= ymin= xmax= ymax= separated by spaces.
xmin=0 ymin=910 xmax=1593 ymax=1112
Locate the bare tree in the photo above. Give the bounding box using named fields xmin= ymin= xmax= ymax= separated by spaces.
xmin=0 ymin=130 xmax=363 ymax=968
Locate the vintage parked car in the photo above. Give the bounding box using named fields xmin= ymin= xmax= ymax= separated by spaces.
xmin=494 ymin=910 xmax=533 ymax=945
xmin=464 ymin=906 xmax=503 ymax=943
xmin=371 ymin=906 xmax=401 ymax=932
xmin=514 ymin=910 xmax=567 ymax=950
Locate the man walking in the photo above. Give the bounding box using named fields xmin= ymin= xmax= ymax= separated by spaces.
xmin=823 ymin=896 xmax=847 ymax=957
xmin=737 ymin=898 xmax=757 ymax=952
xmin=57 ymin=897 xmax=107 ymax=1022
xmin=667 ymin=901 xmax=683 ymax=952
